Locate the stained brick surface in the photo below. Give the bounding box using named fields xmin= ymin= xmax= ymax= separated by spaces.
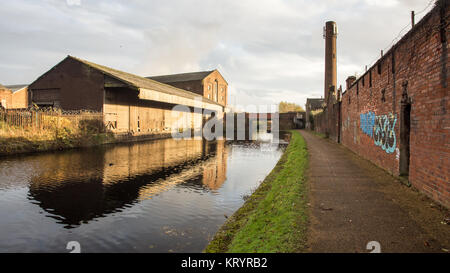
xmin=340 ymin=3 xmax=449 ymax=207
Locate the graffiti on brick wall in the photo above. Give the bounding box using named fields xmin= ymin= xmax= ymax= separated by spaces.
xmin=360 ymin=111 xmax=376 ymax=137
xmin=374 ymin=113 xmax=397 ymax=153
xmin=359 ymin=112 xmax=397 ymax=154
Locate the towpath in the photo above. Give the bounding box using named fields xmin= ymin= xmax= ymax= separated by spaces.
xmin=299 ymin=130 xmax=449 ymax=253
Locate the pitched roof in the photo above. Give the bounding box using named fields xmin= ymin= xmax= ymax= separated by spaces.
xmin=306 ymin=98 xmax=325 ymax=110
xmin=147 ymin=71 xmax=214 ymax=83
xmin=0 ymin=83 xmax=9 ymax=90
xmin=66 ymin=56 xmax=222 ymax=106
xmin=4 ymin=84 xmax=27 ymax=93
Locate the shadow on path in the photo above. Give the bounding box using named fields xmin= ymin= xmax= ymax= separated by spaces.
xmin=300 ymin=130 xmax=449 ymax=253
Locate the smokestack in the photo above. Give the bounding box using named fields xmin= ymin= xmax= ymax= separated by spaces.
xmin=324 ymin=21 xmax=337 ymax=104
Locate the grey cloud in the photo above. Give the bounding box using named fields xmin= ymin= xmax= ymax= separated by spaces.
xmin=0 ymin=0 xmax=435 ymax=109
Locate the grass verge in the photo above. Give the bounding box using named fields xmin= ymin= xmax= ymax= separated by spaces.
xmin=204 ymin=130 xmax=309 ymax=253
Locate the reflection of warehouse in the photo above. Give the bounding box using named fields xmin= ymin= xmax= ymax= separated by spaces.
xmin=28 ymin=56 xmax=226 ymax=134
xmin=28 ymin=138 xmax=228 ymax=226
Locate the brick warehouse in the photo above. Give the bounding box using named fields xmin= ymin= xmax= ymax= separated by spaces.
xmin=5 ymin=84 xmax=28 ymax=109
xmin=0 ymin=84 xmax=29 ymax=109
xmin=28 ymin=56 xmax=225 ymax=136
xmin=0 ymin=84 xmax=12 ymax=109
xmin=147 ymin=70 xmax=228 ymax=106
xmin=320 ymin=1 xmax=449 ymax=207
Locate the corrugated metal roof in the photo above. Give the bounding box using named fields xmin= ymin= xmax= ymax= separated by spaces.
xmin=68 ymin=56 xmax=222 ymax=106
xmin=147 ymin=71 xmax=214 ymax=83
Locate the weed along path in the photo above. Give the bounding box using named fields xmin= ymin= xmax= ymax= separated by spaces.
xmin=300 ymin=130 xmax=450 ymax=253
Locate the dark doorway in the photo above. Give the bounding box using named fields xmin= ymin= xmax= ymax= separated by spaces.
xmin=399 ymin=102 xmax=411 ymax=176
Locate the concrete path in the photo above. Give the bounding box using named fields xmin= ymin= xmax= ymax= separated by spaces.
xmin=300 ymin=130 xmax=450 ymax=253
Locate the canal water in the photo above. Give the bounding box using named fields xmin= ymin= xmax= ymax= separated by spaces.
xmin=0 ymin=134 xmax=287 ymax=252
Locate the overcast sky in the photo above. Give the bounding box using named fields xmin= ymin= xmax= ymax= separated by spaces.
xmin=0 ymin=0 xmax=435 ymax=110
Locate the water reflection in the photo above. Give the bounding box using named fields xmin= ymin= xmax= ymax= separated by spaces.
xmin=28 ymin=139 xmax=227 ymax=228
xmin=0 ymin=134 xmax=286 ymax=252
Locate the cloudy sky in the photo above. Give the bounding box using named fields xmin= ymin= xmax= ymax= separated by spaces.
xmin=0 ymin=0 xmax=435 ymax=110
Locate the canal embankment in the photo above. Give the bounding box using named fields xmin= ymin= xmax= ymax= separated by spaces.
xmin=0 ymin=109 xmax=177 ymax=156
xmin=204 ymin=130 xmax=309 ymax=253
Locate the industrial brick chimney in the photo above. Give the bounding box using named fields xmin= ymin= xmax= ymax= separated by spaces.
xmin=324 ymin=21 xmax=338 ymax=104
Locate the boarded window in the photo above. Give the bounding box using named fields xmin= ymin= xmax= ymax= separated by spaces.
xmin=32 ymin=88 xmax=60 ymax=104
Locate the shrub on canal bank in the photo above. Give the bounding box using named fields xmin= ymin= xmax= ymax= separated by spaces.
xmin=0 ymin=127 xmax=115 ymax=156
xmin=0 ymin=113 xmax=114 ymax=156
xmin=204 ymin=130 xmax=309 ymax=253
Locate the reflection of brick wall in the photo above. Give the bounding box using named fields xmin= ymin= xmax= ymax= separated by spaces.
xmin=340 ymin=2 xmax=449 ymax=207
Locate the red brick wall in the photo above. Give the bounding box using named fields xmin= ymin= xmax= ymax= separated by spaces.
xmin=11 ymin=87 xmax=28 ymax=109
xmin=341 ymin=2 xmax=449 ymax=207
xmin=203 ymin=71 xmax=227 ymax=106
xmin=0 ymin=89 xmax=12 ymax=109
xmin=312 ymin=102 xmax=340 ymax=142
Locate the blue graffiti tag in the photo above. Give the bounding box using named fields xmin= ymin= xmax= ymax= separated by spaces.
xmin=360 ymin=111 xmax=376 ymax=137
xmin=359 ymin=112 xmax=397 ymax=154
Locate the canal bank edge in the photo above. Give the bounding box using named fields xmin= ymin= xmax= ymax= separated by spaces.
xmin=0 ymin=131 xmax=175 ymax=157
xmin=204 ymin=130 xmax=309 ymax=253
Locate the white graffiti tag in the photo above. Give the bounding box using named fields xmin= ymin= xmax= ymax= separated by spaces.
xmin=372 ymin=113 xmax=397 ymax=154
